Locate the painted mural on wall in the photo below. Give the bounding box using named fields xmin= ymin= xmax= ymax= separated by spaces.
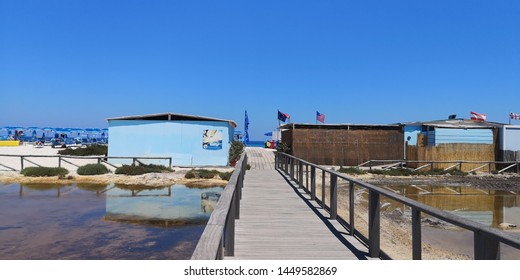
xmin=203 ymin=130 xmax=223 ymax=150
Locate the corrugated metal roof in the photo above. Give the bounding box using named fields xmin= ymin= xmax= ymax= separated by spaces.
xmin=398 ymin=119 xmax=504 ymax=129
xmin=279 ymin=123 xmax=402 ymax=130
xmin=106 ymin=112 xmax=237 ymax=127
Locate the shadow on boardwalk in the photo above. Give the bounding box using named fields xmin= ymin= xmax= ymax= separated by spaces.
xmin=226 ymin=148 xmax=377 ymax=260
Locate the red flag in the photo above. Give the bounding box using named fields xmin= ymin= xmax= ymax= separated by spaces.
xmin=470 ymin=111 xmax=486 ymax=122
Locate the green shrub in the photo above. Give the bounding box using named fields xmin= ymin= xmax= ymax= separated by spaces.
xmin=219 ymin=171 xmax=232 ymax=181
xmin=419 ymin=168 xmax=467 ymax=176
xmin=369 ymin=168 xmax=414 ymax=176
xmin=77 ymin=163 xmax=110 ymax=175
xmin=115 ymin=164 xmax=174 ymax=175
xmin=229 ymin=141 xmax=244 ymax=165
xmin=368 ymin=168 xmax=467 ymax=177
xmin=276 ymin=142 xmax=290 ymax=153
xmin=184 ymin=169 xmax=233 ymax=181
xmin=21 ymin=167 xmax=69 ymax=177
xmin=58 ymin=144 xmax=108 ymax=156
xmin=338 ymin=167 xmax=367 ymax=175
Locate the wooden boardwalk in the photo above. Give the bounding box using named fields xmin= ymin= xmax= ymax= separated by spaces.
xmin=226 ymin=148 xmax=376 ymax=260
xmin=245 ymin=147 xmax=275 ymax=170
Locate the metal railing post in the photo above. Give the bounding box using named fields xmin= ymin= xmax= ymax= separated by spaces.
xmin=321 ymin=170 xmax=325 ymax=208
xmin=290 ymin=158 xmax=295 ymax=180
xmin=306 ymin=164 xmax=309 ymax=191
xmin=412 ymin=208 xmax=422 ymax=260
xmin=310 ymin=166 xmax=316 ymax=200
xmin=58 ymin=156 xmax=62 ymax=168
xmin=298 ymin=161 xmax=303 ymax=188
xmin=349 ymin=181 xmax=355 ymax=236
xmin=368 ymin=190 xmax=381 ymax=258
xmin=20 ymin=156 xmax=24 ymax=170
xmin=474 ymin=231 xmax=500 ymax=260
xmin=330 ymin=174 xmax=337 ymax=219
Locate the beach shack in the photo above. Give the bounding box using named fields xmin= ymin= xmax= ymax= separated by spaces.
xmin=280 ymin=123 xmax=404 ymax=166
xmin=402 ymin=119 xmax=501 ymax=171
xmin=499 ymin=125 xmax=520 ymax=161
xmin=107 ymin=113 xmax=237 ymax=166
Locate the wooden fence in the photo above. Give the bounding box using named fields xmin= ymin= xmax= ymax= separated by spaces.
xmin=276 ymin=152 xmax=520 ymax=260
xmin=406 ymin=143 xmax=496 ymax=171
xmin=191 ymin=152 xmax=248 ymax=259
xmin=357 ymin=159 xmax=520 ymax=174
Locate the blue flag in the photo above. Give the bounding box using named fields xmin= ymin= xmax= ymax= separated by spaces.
xmin=278 ymin=110 xmax=289 ymax=122
xmin=244 ymin=110 xmax=250 ymax=144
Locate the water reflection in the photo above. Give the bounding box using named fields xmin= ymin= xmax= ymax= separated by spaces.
xmin=105 ymin=184 xmax=224 ymax=227
xmin=382 ymin=185 xmax=520 ymax=229
xmin=0 ymin=182 xmax=224 ymax=259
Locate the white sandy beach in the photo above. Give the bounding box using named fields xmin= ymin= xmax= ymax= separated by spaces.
xmin=0 ymin=144 xmax=100 ymax=172
xmin=0 ymin=144 xmax=233 ymax=187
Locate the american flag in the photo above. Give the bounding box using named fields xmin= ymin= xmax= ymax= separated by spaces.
xmin=510 ymin=112 xmax=520 ymax=120
xmin=470 ymin=111 xmax=486 ymax=122
xmin=316 ymin=111 xmax=325 ymax=123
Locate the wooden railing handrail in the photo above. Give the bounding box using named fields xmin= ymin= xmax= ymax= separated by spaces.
xmin=276 ymin=152 xmax=520 ymax=260
xmin=191 ymin=152 xmax=248 ymax=260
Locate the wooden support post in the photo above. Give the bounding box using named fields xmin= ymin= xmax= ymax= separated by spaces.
xmin=349 ymin=181 xmax=355 ymax=236
xmin=235 ymin=179 xmax=241 ymax=219
xmin=58 ymin=156 xmax=62 ymax=168
xmin=310 ymin=166 xmax=316 ymax=200
xmin=169 ymin=158 xmax=172 ymax=169
xmin=330 ymin=174 xmax=337 ymax=219
xmin=412 ymin=208 xmax=422 ymax=260
xmin=369 ymin=160 xmax=372 ymax=171
xmin=474 ymin=231 xmax=500 ymax=260
xmin=368 ymin=190 xmax=381 ymax=258
xmin=20 ymin=156 xmax=24 ymax=170
xmin=224 ymin=196 xmax=236 ymax=256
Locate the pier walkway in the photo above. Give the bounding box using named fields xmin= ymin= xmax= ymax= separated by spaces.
xmin=225 ymin=148 xmax=374 ymax=260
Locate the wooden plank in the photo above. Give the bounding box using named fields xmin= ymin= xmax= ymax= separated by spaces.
xmin=191 ymin=225 xmax=224 ymax=260
xmin=225 ymin=166 xmax=375 ymax=260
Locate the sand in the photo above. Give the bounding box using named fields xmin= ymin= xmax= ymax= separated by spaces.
xmin=0 ymin=144 xmax=232 ymax=187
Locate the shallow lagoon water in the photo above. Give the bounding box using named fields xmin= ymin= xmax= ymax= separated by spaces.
xmin=0 ymin=182 xmax=223 ymax=260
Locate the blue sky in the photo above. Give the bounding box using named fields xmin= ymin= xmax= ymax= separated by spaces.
xmin=1 ymin=0 xmax=519 ymax=140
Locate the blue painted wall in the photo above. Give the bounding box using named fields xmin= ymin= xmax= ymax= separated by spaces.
xmin=428 ymin=128 xmax=493 ymax=145
xmin=108 ymin=120 xmax=234 ymax=166
xmin=404 ymin=125 xmax=421 ymax=145
xmin=502 ymin=126 xmax=520 ymax=150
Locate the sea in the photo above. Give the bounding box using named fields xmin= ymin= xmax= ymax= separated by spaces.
xmin=245 ymin=140 xmax=267 ymax=148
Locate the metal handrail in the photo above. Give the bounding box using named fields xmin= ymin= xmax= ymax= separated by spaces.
xmin=276 ymin=152 xmax=520 ymax=260
xmin=191 ymin=152 xmax=248 ymax=260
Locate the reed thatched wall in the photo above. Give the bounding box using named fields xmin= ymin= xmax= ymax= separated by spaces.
xmin=283 ymin=126 xmax=404 ymax=165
